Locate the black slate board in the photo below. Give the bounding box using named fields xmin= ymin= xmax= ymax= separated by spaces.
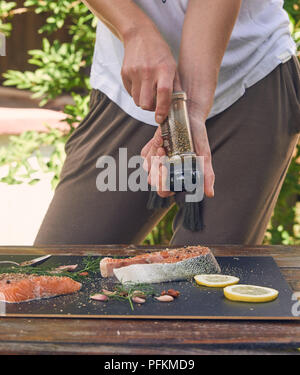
xmin=0 ymin=255 xmax=298 ymax=320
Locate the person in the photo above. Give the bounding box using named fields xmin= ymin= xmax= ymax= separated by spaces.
xmin=34 ymin=0 xmax=300 ymax=246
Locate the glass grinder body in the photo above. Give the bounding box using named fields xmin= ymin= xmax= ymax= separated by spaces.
xmin=160 ymin=91 xmax=201 ymax=192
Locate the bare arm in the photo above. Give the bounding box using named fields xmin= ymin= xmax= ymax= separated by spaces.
xmin=179 ymin=0 xmax=241 ymax=197
xmin=81 ymin=0 xmax=154 ymax=42
xmin=179 ymin=0 xmax=241 ymax=121
xmin=82 ymin=0 xmax=179 ymax=123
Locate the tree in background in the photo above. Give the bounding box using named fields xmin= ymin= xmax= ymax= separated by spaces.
xmin=0 ymin=0 xmax=299 ymax=244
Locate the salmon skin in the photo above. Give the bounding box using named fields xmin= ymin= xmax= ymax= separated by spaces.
xmin=0 ymin=273 xmax=82 ymax=303
xmin=100 ymin=246 xmax=221 ymax=284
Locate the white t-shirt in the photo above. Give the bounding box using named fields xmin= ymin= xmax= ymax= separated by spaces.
xmin=90 ymin=0 xmax=296 ymax=126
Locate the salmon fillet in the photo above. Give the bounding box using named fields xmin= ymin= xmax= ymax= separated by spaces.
xmin=0 ymin=273 xmax=82 ymax=303
xmin=100 ymin=246 xmax=221 ymax=284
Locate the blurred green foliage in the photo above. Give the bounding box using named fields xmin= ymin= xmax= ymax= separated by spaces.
xmin=0 ymin=0 xmax=95 ymax=187
xmin=0 ymin=0 xmax=299 ymax=245
xmin=0 ymin=1 xmax=16 ymax=36
xmin=264 ymin=0 xmax=300 ymax=245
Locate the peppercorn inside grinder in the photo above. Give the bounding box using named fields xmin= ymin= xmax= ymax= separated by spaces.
xmin=160 ymin=91 xmax=202 ymax=192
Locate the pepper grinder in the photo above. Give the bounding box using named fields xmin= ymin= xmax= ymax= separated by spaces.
xmin=160 ymin=91 xmax=200 ymax=192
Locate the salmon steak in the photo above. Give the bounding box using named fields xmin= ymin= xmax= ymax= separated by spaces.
xmin=0 ymin=273 xmax=82 ymax=303
xmin=100 ymin=246 xmax=221 ymax=284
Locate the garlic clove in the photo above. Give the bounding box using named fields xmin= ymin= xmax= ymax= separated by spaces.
xmin=132 ymin=290 xmax=146 ymax=299
xmin=132 ymin=296 xmax=146 ymax=304
xmin=155 ymin=295 xmax=174 ymax=302
xmin=102 ymin=289 xmax=117 ymax=296
xmin=166 ymin=289 xmax=180 ymax=298
xmin=90 ymin=294 xmax=108 ymax=301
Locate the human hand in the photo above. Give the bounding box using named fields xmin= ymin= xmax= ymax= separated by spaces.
xmin=141 ymin=126 xmax=173 ymax=198
xmin=141 ymin=107 xmax=215 ymax=199
xmin=188 ymin=113 xmax=215 ymax=198
xmin=122 ymin=26 xmax=177 ymax=124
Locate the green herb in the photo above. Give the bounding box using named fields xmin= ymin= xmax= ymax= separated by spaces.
xmin=75 ymin=256 xmax=101 ymax=276
xmin=104 ymin=283 xmax=155 ymax=311
xmin=0 ymin=256 xmax=102 ymax=282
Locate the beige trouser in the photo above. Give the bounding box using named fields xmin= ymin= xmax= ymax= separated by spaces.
xmin=34 ymin=57 xmax=300 ymax=246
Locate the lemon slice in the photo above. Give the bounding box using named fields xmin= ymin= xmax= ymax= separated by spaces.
xmin=194 ymin=274 xmax=240 ymax=287
xmin=224 ymin=284 xmax=278 ymax=302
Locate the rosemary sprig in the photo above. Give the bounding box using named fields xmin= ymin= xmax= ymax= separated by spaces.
xmin=104 ymin=283 xmax=156 ymax=311
xmin=73 ymin=256 xmax=101 ymax=278
xmin=0 ymin=256 xmax=102 ymax=281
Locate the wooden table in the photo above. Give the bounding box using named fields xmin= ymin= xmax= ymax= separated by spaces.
xmin=0 ymin=244 xmax=300 ymax=355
